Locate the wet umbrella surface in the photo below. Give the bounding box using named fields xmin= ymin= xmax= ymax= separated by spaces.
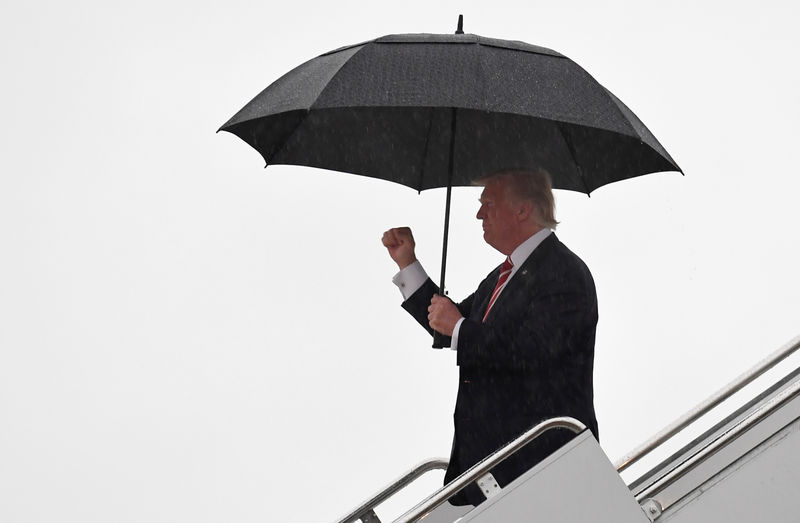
xmin=220 ymin=19 xmax=682 ymax=344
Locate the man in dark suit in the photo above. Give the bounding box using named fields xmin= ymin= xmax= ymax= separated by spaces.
xmin=382 ymin=169 xmax=599 ymax=506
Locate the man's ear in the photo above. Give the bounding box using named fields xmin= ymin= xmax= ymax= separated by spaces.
xmin=516 ymin=200 xmax=533 ymax=223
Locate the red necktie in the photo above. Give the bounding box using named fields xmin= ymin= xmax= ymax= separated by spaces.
xmin=482 ymin=256 xmax=513 ymax=322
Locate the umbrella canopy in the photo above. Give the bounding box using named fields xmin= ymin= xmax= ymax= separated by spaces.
xmin=220 ymin=22 xmax=681 ymax=348
xmin=220 ymin=31 xmax=681 ymax=194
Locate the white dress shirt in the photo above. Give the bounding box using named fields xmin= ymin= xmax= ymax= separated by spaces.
xmin=392 ymin=228 xmax=553 ymax=350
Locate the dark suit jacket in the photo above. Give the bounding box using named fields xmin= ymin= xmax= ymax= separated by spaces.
xmin=402 ymin=233 xmax=599 ymax=505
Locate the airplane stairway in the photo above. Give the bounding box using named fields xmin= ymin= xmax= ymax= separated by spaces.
xmin=334 ymin=335 xmax=800 ymax=523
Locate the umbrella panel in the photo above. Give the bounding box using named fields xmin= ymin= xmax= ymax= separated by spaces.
xmin=225 ymin=106 xmax=674 ymax=194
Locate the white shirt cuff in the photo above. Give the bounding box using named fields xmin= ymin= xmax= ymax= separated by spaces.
xmin=451 ymin=317 xmax=465 ymax=351
xmin=392 ymin=260 xmax=428 ymax=301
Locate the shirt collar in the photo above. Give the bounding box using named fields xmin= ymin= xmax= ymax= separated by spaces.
xmin=509 ymin=228 xmax=552 ymax=275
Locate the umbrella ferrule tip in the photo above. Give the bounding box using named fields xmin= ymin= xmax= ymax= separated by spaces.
xmin=455 ymin=14 xmax=464 ymax=34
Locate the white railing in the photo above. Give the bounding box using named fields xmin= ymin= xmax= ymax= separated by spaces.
xmin=334 ymin=459 xmax=448 ymax=523
xmin=394 ymin=416 xmax=586 ymax=523
xmin=615 ymin=334 xmax=800 ymax=473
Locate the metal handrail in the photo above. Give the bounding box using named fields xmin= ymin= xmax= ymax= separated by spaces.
xmin=334 ymin=458 xmax=449 ymax=523
xmin=615 ymin=334 xmax=800 ymax=472
xmin=393 ymin=416 xmax=587 ymax=523
xmin=635 ymin=375 xmax=800 ymax=503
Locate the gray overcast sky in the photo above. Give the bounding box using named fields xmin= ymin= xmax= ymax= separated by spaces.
xmin=1 ymin=1 xmax=799 ymax=522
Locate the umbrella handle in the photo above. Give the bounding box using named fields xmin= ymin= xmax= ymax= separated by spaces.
xmin=432 ymin=330 xmax=448 ymax=349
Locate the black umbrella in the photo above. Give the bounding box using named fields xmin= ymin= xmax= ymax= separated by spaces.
xmin=220 ymin=17 xmax=681 ymax=344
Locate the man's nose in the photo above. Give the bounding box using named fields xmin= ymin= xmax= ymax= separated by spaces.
xmin=476 ymin=205 xmax=485 ymax=220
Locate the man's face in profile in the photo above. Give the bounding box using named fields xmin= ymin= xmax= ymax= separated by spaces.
xmin=476 ymin=179 xmax=519 ymax=254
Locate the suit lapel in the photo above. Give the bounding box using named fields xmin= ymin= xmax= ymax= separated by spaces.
xmin=474 ymin=265 xmax=501 ymax=318
xmin=480 ymin=234 xmax=558 ymax=322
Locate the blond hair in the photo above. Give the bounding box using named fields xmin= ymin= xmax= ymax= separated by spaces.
xmin=476 ymin=169 xmax=559 ymax=229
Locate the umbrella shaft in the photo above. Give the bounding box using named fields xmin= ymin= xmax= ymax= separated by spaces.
xmin=432 ymin=109 xmax=457 ymax=350
xmin=438 ymin=108 xmax=458 ymax=296
xmin=439 ymin=183 xmax=452 ymax=295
